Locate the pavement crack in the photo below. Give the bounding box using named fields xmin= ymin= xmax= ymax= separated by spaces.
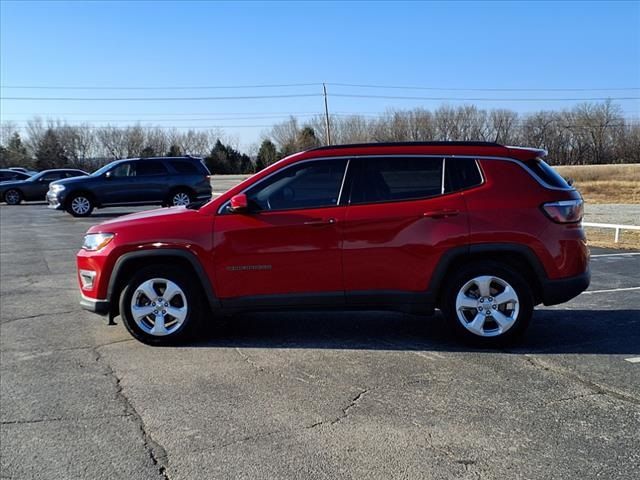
xmin=307 ymin=387 xmax=369 ymax=428
xmin=234 ymin=347 xmax=312 ymax=385
xmin=523 ymin=354 xmax=640 ymax=406
xmin=93 ymin=347 xmax=170 ymax=479
xmin=0 ymin=309 xmax=78 ymax=325
xmin=1 ymin=413 xmax=133 ymax=425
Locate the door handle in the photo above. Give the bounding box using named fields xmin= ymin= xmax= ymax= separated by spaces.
xmin=304 ymin=218 xmax=337 ymax=226
xmin=423 ymin=209 xmax=460 ymax=219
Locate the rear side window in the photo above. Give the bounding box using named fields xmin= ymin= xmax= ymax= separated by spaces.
xmin=523 ymin=158 xmax=570 ymax=189
xmin=444 ymin=158 xmax=483 ymax=193
xmin=169 ymin=160 xmax=201 ymax=174
xmin=350 ymin=157 xmax=443 ymax=204
xmin=135 ymin=160 xmax=167 ymax=176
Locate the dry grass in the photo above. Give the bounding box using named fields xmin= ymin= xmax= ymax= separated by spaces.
xmin=584 ymin=227 xmax=640 ymax=250
xmin=554 ymin=164 xmax=640 ymax=204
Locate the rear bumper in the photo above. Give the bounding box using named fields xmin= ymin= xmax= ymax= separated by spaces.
xmin=80 ymin=294 xmax=110 ymax=316
xmin=540 ymin=268 xmax=590 ymax=306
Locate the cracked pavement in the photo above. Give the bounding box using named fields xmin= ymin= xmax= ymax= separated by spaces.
xmin=1 ymin=202 xmax=639 ymax=479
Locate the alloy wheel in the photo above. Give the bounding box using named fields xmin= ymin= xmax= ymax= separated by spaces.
xmin=71 ymin=196 xmax=91 ymax=215
xmin=172 ymin=192 xmax=191 ymax=206
xmin=455 ymin=275 xmax=520 ymax=337
xmin=130 ymin=278 xmax=188 ymax=336
xmin=5 ymin=190 xmax=21 ymax=205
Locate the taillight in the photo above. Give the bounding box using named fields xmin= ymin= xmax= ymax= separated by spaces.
xmin=542 ymin=199 xmax=583 ymax=223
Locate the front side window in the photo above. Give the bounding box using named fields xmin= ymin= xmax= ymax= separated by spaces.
xmin=350 ymin=157 xmax=443 ymax=204
xmin=244 ymin=159 xmax=348 ymax=212
xmin=111 ymin=162 xmax=135 ymax=178
xmin=40 ymin=172 xmax=65 ymax=182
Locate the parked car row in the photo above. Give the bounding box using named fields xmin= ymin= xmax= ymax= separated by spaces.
xmin=0 ymin=156 xmax=213 ymax=216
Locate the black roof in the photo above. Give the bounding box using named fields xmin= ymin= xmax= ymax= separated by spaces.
xmin=309 ymin=141 xmax=504 ymax=152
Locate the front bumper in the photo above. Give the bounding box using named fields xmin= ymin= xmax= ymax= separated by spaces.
xmin=80 ymin=293 xmax=110 ymax=316
xmin=541 ymin=268 xmax=591 ymax=306
xmin=47 ymin=191 xmax=64 ymax=209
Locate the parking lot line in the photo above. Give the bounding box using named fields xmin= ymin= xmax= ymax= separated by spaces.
xmin=591 ymin=253 xmax=640 ymax=258
xmin=624 ymin=357 xmax=640 ymax=364
xmin=582 ymin=286 xmax=640 ymax=295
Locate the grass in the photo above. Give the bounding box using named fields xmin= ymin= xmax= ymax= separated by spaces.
xmin=584 ymin=228 xmax=640 ymax=250
xmin=554 ymin=164 xmax=640 ymax=204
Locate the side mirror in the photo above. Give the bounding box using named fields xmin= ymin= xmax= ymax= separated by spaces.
xmin=229 ymin=193 xmax=248 ymax=213
xmin=105 ymin=171 xmax=113 ymax=179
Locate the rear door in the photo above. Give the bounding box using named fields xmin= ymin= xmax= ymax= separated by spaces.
xmin=213 ymin=158 xmax=349 ymax=303
xmin=134 ymin=160 xmax=170 ymax=201
xmin=342 ymin=156 xmax=469 ymax=305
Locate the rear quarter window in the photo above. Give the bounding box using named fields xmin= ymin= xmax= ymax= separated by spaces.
xmin=522 ymin=158 xmax=571 ymax=189
xmin=444 ymin=158 xmax=483 ymax=193
xmin=169 ymin=160 xmax=201 ymax=175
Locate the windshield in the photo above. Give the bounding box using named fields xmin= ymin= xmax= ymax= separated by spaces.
xmin=26 ymin=171 xmax=46 ymax=182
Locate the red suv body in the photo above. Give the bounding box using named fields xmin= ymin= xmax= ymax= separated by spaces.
xmin=77 ymin=142 xmax=589 ymax=345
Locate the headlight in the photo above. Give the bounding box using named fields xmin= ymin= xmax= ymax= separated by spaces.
xmin=82 ymin=233 xmax=115 ymax=251
xmin=50 ymin=184 xmax=65 ymax=193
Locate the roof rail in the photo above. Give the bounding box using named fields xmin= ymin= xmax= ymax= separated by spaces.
xmin=308 ymin=141 xmax=504 ymax=152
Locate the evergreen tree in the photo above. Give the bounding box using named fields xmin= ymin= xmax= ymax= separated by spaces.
xmin=35 ymin=129 xmax=68 ymax=170
xmin=0 ymin=132 xmax=32 ymax=168
xmin=167 ymin=144 xmax=182 ymax=157
xmin=297 ymin=126 xmax=320 ymax=150
xmin=256 ymin=139 xmax=277 ymax=171
xmin=141 ymin=146 xmax=156 ymax=157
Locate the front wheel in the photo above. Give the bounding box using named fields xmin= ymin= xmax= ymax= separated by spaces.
xmin=440 ymin=261 xmax=533 ymax=346
xmin=67 ymin=194 xmax=94 ymax=217
xmin=119 ymin=265 xmax=203 ymax=345
xmin=4 ymin=189 xmax=22 ymax=205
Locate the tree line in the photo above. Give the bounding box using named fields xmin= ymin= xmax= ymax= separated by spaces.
xmin=1 ymin=101 xmax=638 ymax=174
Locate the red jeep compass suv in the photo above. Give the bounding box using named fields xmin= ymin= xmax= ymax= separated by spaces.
xmin=77 ymin=142 xmax=589 ymax=346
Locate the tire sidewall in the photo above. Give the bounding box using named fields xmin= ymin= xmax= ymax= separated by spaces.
xmin=67 ymin=194 xmax=94 ymax=217
xmin=441 ymin=261 xmax=534 ymax=346
xmin=119 ymin=265 xmax=202 ymax=345
xmin=5 ymin=189 xmax=22 ymax=205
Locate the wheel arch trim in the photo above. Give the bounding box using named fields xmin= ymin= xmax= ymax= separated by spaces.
xmin=429 ymin=243 xmax=548 ymax=302
xmin=107 ymin=248 xmax=220 ymax=312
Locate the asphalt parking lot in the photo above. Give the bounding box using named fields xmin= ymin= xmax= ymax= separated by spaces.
xmin=1 ymin=202 xmax=639 ymax=480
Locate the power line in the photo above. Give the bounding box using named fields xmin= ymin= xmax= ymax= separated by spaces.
xmin=3 ymin=93 xmax=638 ymax=102
xmin=329 ymin=82 xmax=640 ymax=92
xmin=332 ymin=94 xmax=640 ymax=102
xmin=0 ymin=94 xmax=321 ymax=101
xmin=3 ymin=82 xmax=639 ymax=92
xmin=0 ymin=83 xmax=319 ymax=90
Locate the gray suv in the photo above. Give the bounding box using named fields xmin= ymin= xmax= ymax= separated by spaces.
xmin=47 ymin=156 xmax=212 ymax=217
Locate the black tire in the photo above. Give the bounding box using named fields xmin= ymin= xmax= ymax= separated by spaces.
xmin=66 ymin=193 xmax=94 ymax=217
xmin=440 ymin=261 xmax=533 ymax=346
xmin=119 ymin=265 xmax=203 ymax=346
xmin=166 ymin=189 xmax=193 ymax=207
xmin=4 ymin=189 xmax=22 ymax=205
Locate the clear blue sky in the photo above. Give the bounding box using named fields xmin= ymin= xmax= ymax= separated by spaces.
xmin=1 ymin=0 xmax=639 ymax=149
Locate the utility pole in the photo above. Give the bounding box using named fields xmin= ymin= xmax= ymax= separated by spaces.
xmin=323 ymin=82 xmax=332 ymax=145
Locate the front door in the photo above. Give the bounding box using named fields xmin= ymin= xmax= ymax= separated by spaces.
xmin=213 ymin=158 xmax=349 ymax=304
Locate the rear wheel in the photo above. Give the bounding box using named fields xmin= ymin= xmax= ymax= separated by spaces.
xmin=67 ymin=194 xmax=94 ymax=217
xmin=440 ymin=261 xmax=533 ymax=346
xmin=119 ymin=265 xmax=203 ymax=345
xmin=4 ymin=189 xmax=22 ymax=205
xmin=168 ymin=189 xmax=192 ymax=207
